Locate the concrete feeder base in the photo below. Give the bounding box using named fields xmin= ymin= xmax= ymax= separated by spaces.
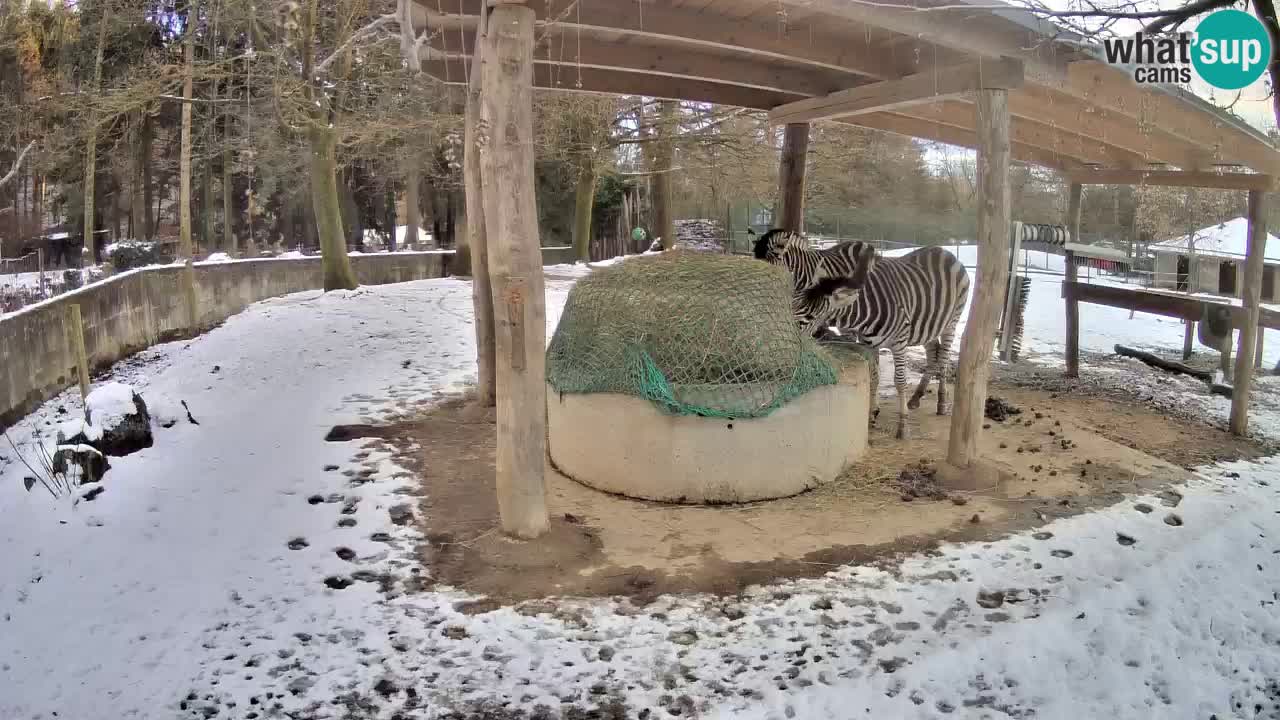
xmin=546 ymin=360 xmax=870 ymax=504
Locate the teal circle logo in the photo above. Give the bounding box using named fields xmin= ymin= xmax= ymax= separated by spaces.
xmin=1192 ymin=9 xmax=1272 ymax=90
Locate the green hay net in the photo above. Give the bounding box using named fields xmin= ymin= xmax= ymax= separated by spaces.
xmin=546 ymin=251 xmax=839 ymax=418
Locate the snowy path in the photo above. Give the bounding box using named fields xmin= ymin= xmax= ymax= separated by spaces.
xmin=1 ymin=257 xmax=1279 ymax=719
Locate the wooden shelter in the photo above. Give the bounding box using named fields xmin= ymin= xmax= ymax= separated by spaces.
xmin=410 ymin=0 xmax=1280 ymax=536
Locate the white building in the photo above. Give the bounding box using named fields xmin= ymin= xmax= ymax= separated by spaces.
xmin=1151 ymin=217 xmax=1280 ymax=302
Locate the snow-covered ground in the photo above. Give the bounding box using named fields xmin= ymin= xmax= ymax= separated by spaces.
xmin=2 ymin=247 xmax=1280 ymax=719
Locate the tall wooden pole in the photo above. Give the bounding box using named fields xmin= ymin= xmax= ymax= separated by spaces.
xmin=465 ymin=4 xmax=494 ymax=404
xmin=1230 ymin=189 xmax=1268 ymax=435
xmin=941 ymin=89 xmax=1011 ymax=489
xmin=776 ymin=123 xmax=809 ymax=233
xmin=478 ymin=1 xmax=548 ymax=539
xmin=465 ymin=4 xmax=496 ymax=406
xmin=651 ymin=100 xmax=677 ymax=249
xmin=1063 ymin=183 xmax=1083 ymax=378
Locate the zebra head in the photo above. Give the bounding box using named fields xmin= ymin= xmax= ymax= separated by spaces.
xmin=750 ymin=228 xmax=800 ymax=263
xmin=796 ymin=275 xmax=865 ymax=337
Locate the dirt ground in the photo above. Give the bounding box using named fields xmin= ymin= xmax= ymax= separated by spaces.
xmin=358 ymin=378 xmax=1270 ymax=610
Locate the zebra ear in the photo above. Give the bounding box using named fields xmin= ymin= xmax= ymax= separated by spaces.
xmin=847 ymin=242 xmax=876 ymax=288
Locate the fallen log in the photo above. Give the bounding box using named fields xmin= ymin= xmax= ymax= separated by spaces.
xmin=1114 ymin=344 xmax=1213 ymax=382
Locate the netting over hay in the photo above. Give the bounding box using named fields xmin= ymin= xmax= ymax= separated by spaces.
xmin=546 ymin=251 xmax=839 ymax=418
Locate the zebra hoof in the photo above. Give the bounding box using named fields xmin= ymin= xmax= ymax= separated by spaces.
xmin=907 ymin=396 xmax=922 ymax=411
xmin=895 ymin=424 xmax=910 ymax=440
xmin=936 ymin=403 xmax=951 ymax=416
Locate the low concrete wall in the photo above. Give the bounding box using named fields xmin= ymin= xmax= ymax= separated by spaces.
xmin=547 ymin=359 xmax=871 ymax=504
xmin=3 ymin=251 xmax=463 ymax=428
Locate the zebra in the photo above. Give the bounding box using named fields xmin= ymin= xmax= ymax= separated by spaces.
xmin=750 ymin=228 xmax=871 ymax=292
xmin=756 ymin=229 xmax=971 ymax=440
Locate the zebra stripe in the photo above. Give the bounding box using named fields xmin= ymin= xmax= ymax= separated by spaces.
xmin=751 ymin=228 xmax=871 ymax=291
xmin=760 ymin=231 xmax=971 ymax=440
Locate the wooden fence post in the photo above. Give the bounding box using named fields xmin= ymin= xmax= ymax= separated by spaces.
xmin=66 ymin=303 xmax=90 ymax=403
xmin=940 ymin=87 xmax=1011 ymax=490
xmin=478 ymin=1 xmax=549 ymax=539
xmin=1231 ymin=189 xmax=1268 ymax=435
xmin=1064 ymin=183 xmax=1083 ymax=377
xmin=37 ymin=248 xmax=45 ymax=299
xmin=464 ymin=2 xmax=496 ymax=406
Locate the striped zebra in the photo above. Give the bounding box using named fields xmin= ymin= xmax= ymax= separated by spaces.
xmin=756 ymin=229 xmax=971 ymax=440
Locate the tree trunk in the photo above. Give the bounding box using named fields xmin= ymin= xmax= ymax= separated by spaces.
xmin=651 ymin=100 xmax=677 ymax=250
xmin=1231 ymin=190 xmax=1268 ymax=435
xmin=309 ymin=127 xmax=358 ymax=290
xmin=130 ymin=112 xmax=146 ymax=241
xmin=465 ymin=3 xmax=495 ymax=405
xmin=143 ymin=114 xmax=154 ymax=240
xmin=776 ymin=123 xmax=810 ymax=233
xmin=178 ymin=5 xmax=195 ymax=259
xmin=82 ymin=11 xmax=109 ymax=263
xmin=477 ymin=2 xmax=548 ymax=538
xmin=942 ymin=88 xmax=1011 ymax=489
xmin=201 ymin=156 xmax=215 ymax=251
xmin=404 ymin=159 xmax=420 ymax=249
xmin=572 ymin=162 xmax=596 ymax=263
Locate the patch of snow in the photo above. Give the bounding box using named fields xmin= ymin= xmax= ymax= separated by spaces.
xmin=56 ymin=417 xmax=102 ymax=443
xmin=1152 ymin=216 xmax=1280 ymax=261
xmin=203 ymin=252 xmax=233 ymax=263
xmin=85 ymin=382 xmax=138 ymax=429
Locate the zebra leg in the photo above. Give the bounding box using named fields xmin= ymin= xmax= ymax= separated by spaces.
xmin=907 ymin=340 xmax=941 ymax=410
xmin=935 ymin=318 xmax=960 ymax=416
xmin=892 ymin=348 xmax=911 ymax=440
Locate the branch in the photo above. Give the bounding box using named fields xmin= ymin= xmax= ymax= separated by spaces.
xmin=0 ymin=140 xmax=36 ymax=190
xmin=315 ymin=13 xmax=398 ymax=74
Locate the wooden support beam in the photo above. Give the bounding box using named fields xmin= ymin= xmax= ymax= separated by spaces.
xmin=776 ymin=123 xmax=810 ymax=233
xmin=421 ymin=59 xmax=802 ymax=110
xmin=464 ymin=3 xmax=495 ymax=406
xmin=426 ymin=32 xmax=858 ymax=97
xmin=904 ymin=100 xmax=1150 ymax=169
xmin=1064 ymin=184 xmax=1083 ymax=378
xmin=1231 ymin=189 xmax=1268 ymax=435
xmin=941 ymin=88 xmax=1011 ymax=490
xmin=768 ymin=58 xmax=1023 ymax=126
xmin=844 ymin=112 xmax=1084 ymax=172
xmin=1008 ymin=88 xmax=1193 ymax=168
xmin=477 ymin=2 xmax=549 ymax=539
xmin=1066 ymin=168 xmax=1276 ymax=191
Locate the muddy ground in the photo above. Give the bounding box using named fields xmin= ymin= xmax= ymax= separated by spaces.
xmin=347 ymin=351 xmax=1274 ymax=609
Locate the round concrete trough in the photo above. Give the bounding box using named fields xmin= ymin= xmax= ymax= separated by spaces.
xmin=546 ymin=356 xmax=871 ymax=504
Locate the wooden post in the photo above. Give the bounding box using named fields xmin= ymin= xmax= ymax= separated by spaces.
xmin=940 ymin=89 xmax=1011 ymax=490
xmin=1183 ymin=320 xmax=1196 ymax=360
xmin=776 ymin=123 xmax=810 ymax=233
xmin=182 ymin=258 xmax=198 ymax=332
xmin=1064 ymin=183 xmax=1083 ymax=377
xmin=1221 ymin=330 xmax=1234 ymax=381
xmin=478 ymin=1 xmax=549 ymax=539
xmin=37 ymin=248 xmax=45 ymax=299
xmin=464 ymin=4 xmax=496 ymax=406
xmin=66 ymin=303 xmax=90 ymax=403
xmin=1256 ymin=329 xmax=1265 ymax=370
xmin=1230 ymin=189 xmax=1268 ymax=435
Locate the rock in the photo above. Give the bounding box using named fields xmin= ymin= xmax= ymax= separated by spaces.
xmin=976 ymin=590 xmax=1005 ymax=609
xmin=85 ymin=383 xmax=153 ymax=457
xmin=669 ymin=630 xmax=699 ymax=645
xmin=388 ymin=504 xmax=414 ymax=525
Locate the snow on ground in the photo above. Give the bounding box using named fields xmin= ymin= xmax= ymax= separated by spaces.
xmin=2 ymin=249 xmax=1280 ymax=718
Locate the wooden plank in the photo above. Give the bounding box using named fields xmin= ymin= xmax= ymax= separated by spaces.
xmin=768 ymin=58 xmax=1023 ymax=126
xmin=427 ymin=31 xmax=858 ymax=97
xmin=477 ymin=2 xmax=549 ymax=539
xmin=416 ymin=1 xmax=905 ymax=80
xmin=1231 ymin=189 xmax=1268 ymax=435
xmin=1066 ymin=168 xmax=1276 ymax=191
xmin=904 ymin=100 xmax=1151 ymax=169
xmin=944 ymin=88 xmax=1010 ymax=484
xmin=1064 ymin=184 xmax=1082 ymax=377
xmin=776 ymin=123 xmax=809 ymax=232
xmin=843 ymin=112 xmax=1084 ymax=172
xmin=464 ymin=3 xmax=496 ymax=406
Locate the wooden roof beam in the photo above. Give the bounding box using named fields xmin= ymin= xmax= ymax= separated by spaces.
xmin=420 ymin=59 xmax=800 ymax=110
xmin=416 ymin=1 xmax=907 ymax=81
xmin=426 ymin=30 xmax=859 ymax=97
xmin=841 ymin=112 xmax=1087 ymax=172
xmin=1066 ymin=168 xmax=1276 ymax=191
xmin=903 ymin=100 xmax=1150 ymax=169
xmin=767 ymin=58 xmax=1023 ymax=126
